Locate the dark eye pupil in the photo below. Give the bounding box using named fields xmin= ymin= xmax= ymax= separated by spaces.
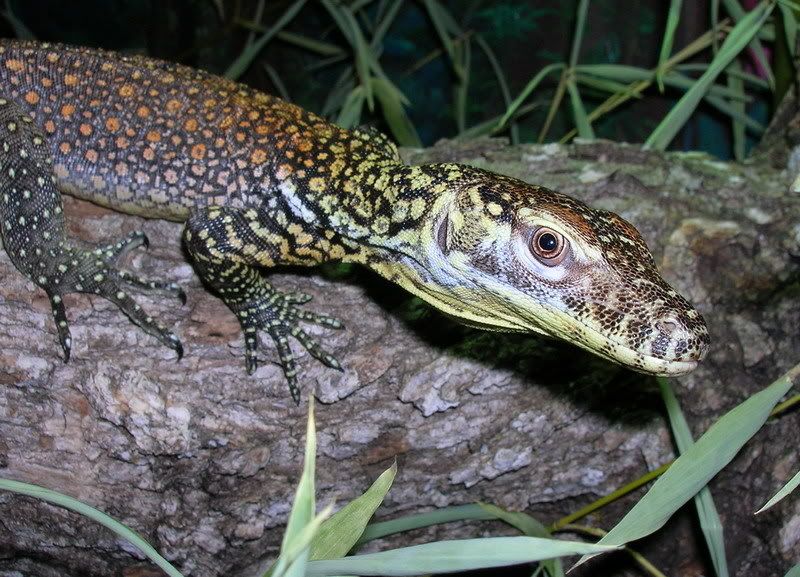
xmin=538 ymin=233 xmax=558 ymax=252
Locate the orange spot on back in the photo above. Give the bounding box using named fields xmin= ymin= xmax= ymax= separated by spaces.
xmin=24 ymin=91 xmax=39 ymax=105
xmin=251 ymin=149 xmax=267 ymax=165
xmin=64 ymin=74 xmax=78 ymax=86
xmin=191 ymin=143 xmax=206 ymax=160
xmin=166 ymin=99 xmax=181 ymax=113
xmin=44 ymin=120 xmax=56 ymax=134
xmin=60 ymin=104 xmax=75 ymax=117
xmin=59 ymin=142 xmax=71 ymax=154
xmin=118 ymin=84 xmax=134 ymax=97
xmin=4 ymin=59 xmax=23 ymax=72
xmin=184 ymin=118 xmax=198 ymax=132
xmin=105 ymin=117 xmax=120 ymax=132
xmin=137 ymin=106 xmax=150 ymax=118
xmin=79 ymin=123 xmax=93 ymax=136
xmin=85 ymin=149 xmax=98 ymax=163
xmin=146 ymin=131 xmax=161 ymax=142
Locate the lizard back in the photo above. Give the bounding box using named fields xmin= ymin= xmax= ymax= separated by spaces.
xmin=0 ymin=39 xmax=348 ymax=221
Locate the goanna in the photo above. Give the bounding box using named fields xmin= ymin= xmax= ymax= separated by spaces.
xmin=0 ymin=40 xmax=710 ymax=402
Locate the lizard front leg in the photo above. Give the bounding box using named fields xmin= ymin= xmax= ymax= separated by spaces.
xmin=183 ymin=206 xmax=343 ymax=403
xmin=0 ymin=98 xmax=184 ymax=361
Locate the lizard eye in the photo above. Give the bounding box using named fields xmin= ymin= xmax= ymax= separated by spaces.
xmin=530 ymin=227 xmax=568 ymax=266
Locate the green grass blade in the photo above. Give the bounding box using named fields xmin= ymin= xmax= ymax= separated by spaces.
xmin=371 ymin=0 xmax=403 ymax=47
xmin=0 ymin=479 xmax=184 ymax=577
xmin=359 ymin=504 xmax=496 ymax=543
xmin=371 ymin=77 xmax=422 ymax=146
xmin=566 ymin=78 xmax=595 ymax=139
xmin=657 ymin=0 xmax=684 ymax=90
xmin=421 ymin=0 xmax=464 ymax=80
xmin=268 ymin=400 xmax=318 ymax=577
xmin=478 ymin=503 xmax=564 ymax=577
xmin=310 ymin=462 xmax=398 ymax=560
xmin=274 ymin=506 xmax=335 ymax=577
xmin=704 ymin=93 xmax=764 ymax=133
xmin=722 ymin=0 xmax=775 ymax=88
xmin=569 ymin=0 xmax=590 ymax=67
xmin=337 ymin=86 xmax=366 ymax=128
xmin=263 ymin=63 xmax=291 ymax=101
xmin=459 ymin=102 xmax=542 ymax=139
xmin=322 ymin=66 xmax=355 ymax=116
xmin=645 ymin=1 xmax=773 ymax=150
xmin=659 ymin=378 xmax=729 ymax=577
xmin=779 ymin=1 xmax=798 ymax=56
xmin=2 ymin=0 xmax=35 ymax=40
xmin=225 ymin=0 xmax=307 ymax=80
xmin=575 ymin=362 xmax=799 ymax=568
xmin=321 ymin=0 xmax=374 ymax=109
xmin=306 ymin=536 xmax=617 ymax=576
xmin=676 ymin=63 xmax=770 ymax=88
xmin=497 ymin=62 xmax=564 ymax=130
xmin=727 ymin=60 xmax=746 ymax=161
xmin=276 ymin=30 xmax=345 ymax=57
xmin=756 ymin=469 xmax=800 ymax=513
xmin=576 ymin=73 xmax=638 ymax=95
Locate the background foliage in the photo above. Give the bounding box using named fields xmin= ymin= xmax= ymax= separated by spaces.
xmin=4 ymin=0 xmax=794 ymax=159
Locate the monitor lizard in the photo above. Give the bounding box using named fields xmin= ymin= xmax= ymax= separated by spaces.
xmin=0 ymin=40 xmax=710 ymax=403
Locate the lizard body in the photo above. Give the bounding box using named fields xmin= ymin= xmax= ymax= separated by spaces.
xmin=0 ymin=40 xmax=710 ymax=401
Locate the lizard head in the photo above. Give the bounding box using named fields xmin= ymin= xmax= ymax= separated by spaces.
xmin=381 ymin=164 xmax=710 ymax=376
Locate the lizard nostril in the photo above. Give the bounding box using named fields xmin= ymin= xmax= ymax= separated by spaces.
xmin=657 ymin=317 xmax=680 ymax=334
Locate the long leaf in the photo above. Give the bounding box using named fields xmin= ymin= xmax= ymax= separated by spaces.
xmin=659 ymin=378 xmax=729 ymax=577
xmin=722 ymin=0 xmax=775 ymax=88
xmin=421 ymin=0 xmax=464 ymax=80
xmin=0 ymin=479 xmax=184 ymax=577
xmin=268 ymin=400 xmax=318 ymax=577
xmin=645 ymin=1 xmax=773 ymax=150
xmin=786 ymin=564 xmax=800 ymax=577
xmin=310 ymin=462 xmax=398 ymax=560
xmin=359 ymin=504 xmax=495 ymax=544
xmin=478 ymin=503 xmax=564 ymax=577
xmin=336 ymin=86 xmax=366 ymax=128
xmin=569 ymin=0 xmax=590 ymax=67
xmin=779 ymin=1 xmax=798 ymax=56
xmin=321 ymin=0 xmax=375 ymax=109
xmin=497 ymin=63 xmax=564 ymax=129
xmin=657 ymin=0 xmax=684 ymax=90
xmin=756 ymin=469 xmax=800 ymax=513
xmin=575 ymin=362 xmax=800 ymax=568
xmin=566 ymin=78 xmax=595 ymax=139
xmin=371 ymin=77 xmax=422 ymax=146
xmin=306 ymin=536 xmax=617 ymax=576
xmin=727 ymin=60 xmax=746 ymax=161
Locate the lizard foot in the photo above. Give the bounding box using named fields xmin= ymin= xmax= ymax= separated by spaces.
xmin=40 ymin=230 xmax=184 ymax=362
xmin=231 ymin=288 xmax=344 ymax=404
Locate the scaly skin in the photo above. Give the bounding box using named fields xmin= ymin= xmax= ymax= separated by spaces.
xmin=0 ymin=40 xmax=710 ymax=402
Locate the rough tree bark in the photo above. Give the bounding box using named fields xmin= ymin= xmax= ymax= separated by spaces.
xmin=0 ymin=138 xmax=798 ymax=577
